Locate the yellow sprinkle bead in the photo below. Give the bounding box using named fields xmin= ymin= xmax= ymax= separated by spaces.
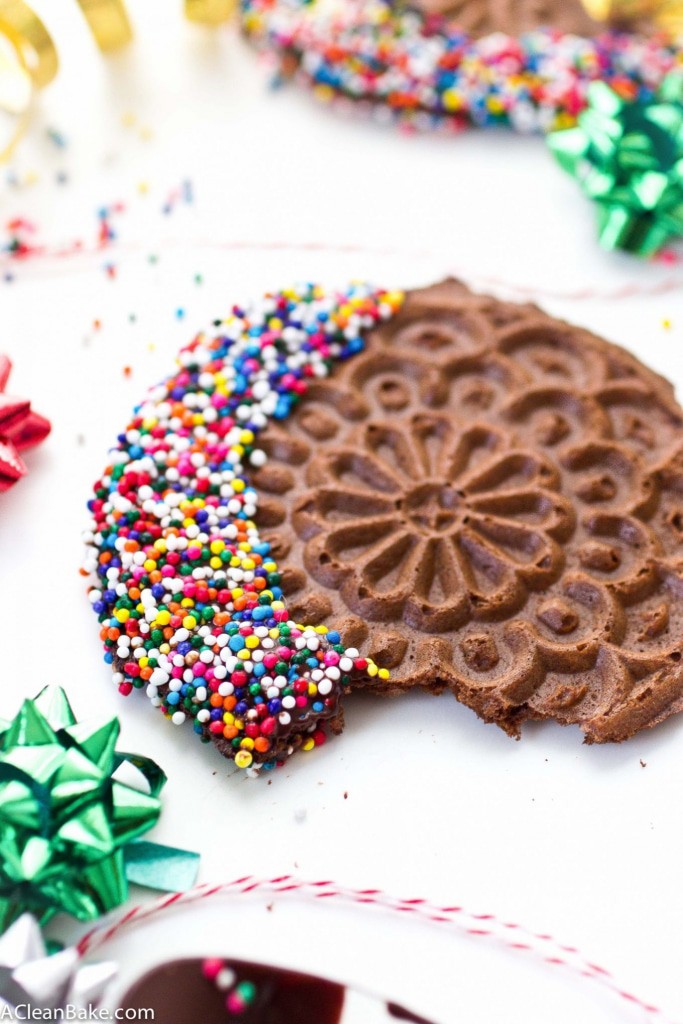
xmin=182 ymin=615 xmax=197 ymax=629
xmin=302 ymin=738 xmax=315 ymax=752
xmin=235 ymin=750 xmax=253 ymax=769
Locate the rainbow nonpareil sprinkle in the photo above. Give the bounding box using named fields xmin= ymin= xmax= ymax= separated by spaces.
xmin=83 ymin=283 xmax=403 ymax=774
xmin=240 ymin=0 xmax=682 ymax=133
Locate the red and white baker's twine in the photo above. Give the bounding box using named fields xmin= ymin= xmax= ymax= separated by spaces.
xmin=76 ymin=875 xmax=678 ymax=1024
xmin=2 ymin=236 xmax=682 ymax=302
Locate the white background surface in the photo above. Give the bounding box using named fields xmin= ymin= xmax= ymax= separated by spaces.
xmin=1 ymin=3 xmax=683 ymax=1022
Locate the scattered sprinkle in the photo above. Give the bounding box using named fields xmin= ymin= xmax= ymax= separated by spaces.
xmin=97 ymin=202 xmax=125 ymax=246
xmin=46 ymin=127 xmax=68 ymax=148
xmin=1 ymin=218 xmax=42 ymax=259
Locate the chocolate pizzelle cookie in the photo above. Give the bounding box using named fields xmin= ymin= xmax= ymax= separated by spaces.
xmin=254 ymin=279 xmax=683 ymax=743
xmin=410 ymin=0 xmax=649 ymax=36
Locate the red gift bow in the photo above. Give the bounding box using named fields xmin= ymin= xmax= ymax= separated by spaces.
xmin=0 ymin=355 xmax=50 ymax=493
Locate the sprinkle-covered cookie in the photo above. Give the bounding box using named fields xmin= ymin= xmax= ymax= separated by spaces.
xmin=83 ymin=284 xmax=403 ymax=774
xmin=240 ymin=0 xmax=680 ymax=134
xmin=85 ymin=279 xmax=683 ymax=759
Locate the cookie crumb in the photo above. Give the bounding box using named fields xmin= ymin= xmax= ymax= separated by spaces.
xmin=640 ymin=759 xmax=647 ymax=768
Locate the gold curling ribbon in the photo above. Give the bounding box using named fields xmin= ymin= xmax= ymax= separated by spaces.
xmin=581 ymin=0 xmax=683 ymax=34
xmin=75 ymin=0 xmax=133 ymax=51
xmin=0 ymin=0 xmax=58 ymax=161
xmin=0 ymin=0 xmax=57 ymax=86
xmin=185 ymin=0 xmax=237 ymax=24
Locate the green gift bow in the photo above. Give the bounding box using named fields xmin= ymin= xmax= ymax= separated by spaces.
xmin=0 ymin=686 xmax=199 ymax=932
xmin=548 ymin=74 xmax=683 ymax=258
